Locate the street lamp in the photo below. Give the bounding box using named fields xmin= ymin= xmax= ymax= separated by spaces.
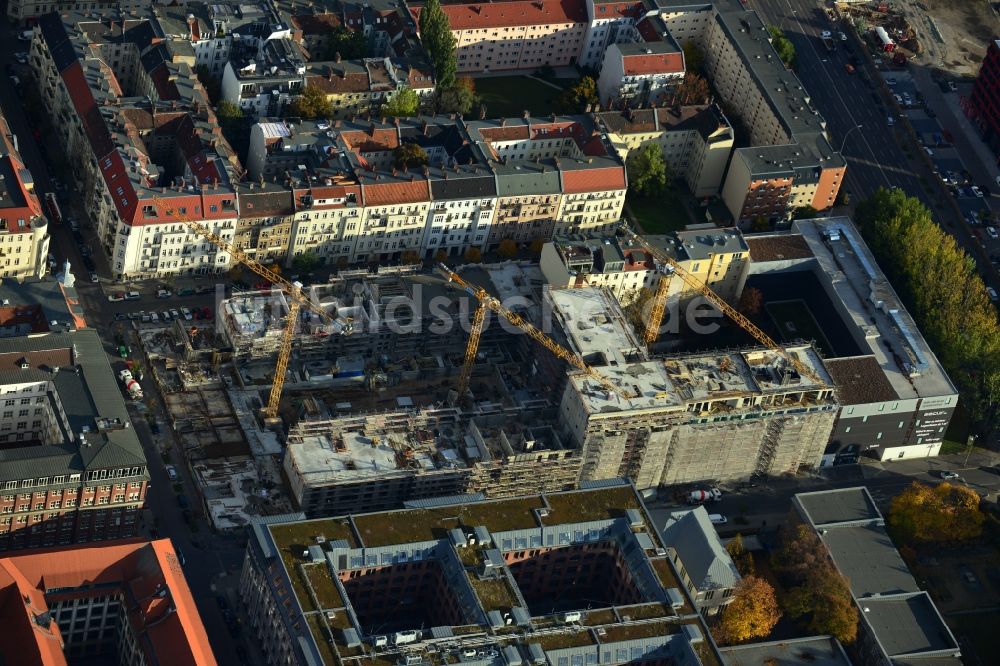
xmin=838 ymin=124 xmax=863 ymax=153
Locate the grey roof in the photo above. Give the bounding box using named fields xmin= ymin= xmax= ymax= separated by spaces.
xmin=661 ymin=507 xmax=740 ymax=591
xmin=821 ymin=524 xmax=919 ymax=598
xmin=861 ymin=594 xmax=959 ymax=658
xmin=0 ymin=277 xmax=82 ymax=331
xmin=493 ymin=160 xmax=562 ymax=197
xmin=796 ymin=487 xmax=880 ymax=526
xmin=720 ymin=636 xmax=851 ymax=666
xmin=0 ymin=330 xmax=145 ymax=481
xmin=428 ymin=171 xmax=497 ymax=200
xmin=674 ymin=228 xmax=748 ymax=261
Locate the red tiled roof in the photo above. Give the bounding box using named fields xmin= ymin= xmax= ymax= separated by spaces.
xmin=636 ymin=17 xmax=663 ymax=42
xmin=362 ymin=179 xmax=430 ymax=206
xmin=291 ymin=13 xmax=344 ymax=34
xmin=175 ymin=115 xmax=221 ymax=187
xmin=478 ymin=125 xmax=530 ymax=142
xmin=412 ymin=0 xmax=588 ymax=31
xmin=561 ymin=165 xmax=626 ymax=193
xmin=341 ymin=128 xmax=401 ymax=152
xmin=307 ymin=71 xmax=371 ymax=95
xmin=592 ymin=1 xmax=644 ymax=19
xmin=149 ymin=64 xmax=181 ymax=101
xmin=621 ymin=52 xmax=685 ymax=76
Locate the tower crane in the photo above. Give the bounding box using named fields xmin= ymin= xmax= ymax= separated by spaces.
xmin=150 ymin=196 xmax=352 ymax=420
xmin=620 ymin=228 xmax=823 ymax=384
xmin=643 ymin=271 xmax=672 ymax=345
xmin=436 ymin=264 xmax=634 ymax=400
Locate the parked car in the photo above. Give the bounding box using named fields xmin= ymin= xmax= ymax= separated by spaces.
xmin=149 ymin=312 xmax=159 ymax=323
xmin=166 ymin=465 xmax=178 ymax=481
xmin=972 ymin=185 xmax=985 ymax=198
xmin=156 ymin=288 xmax=172 ymax=298
xmin=161 ymin=310 xmax=172 ymax=322
xmin=170 ymin=308 xmax=181 ymax=320
xmin=89 ymin=272 xmax=99 ymax=283
xmin=939 ymin=470 xmax=960 ymax=480
xmin=125 ymin=290 xmax=140 ymax=301
xmin=108 ymin=292 xmax=125 ymax=302
xmin=194 ymin=284 xmax=215 ymax=295
xmin=987 ymin=226 xmax=999 ymax=240
xmin=176 ymin=287 xmax=194 ymax=296
xmin=14 ymin=52 xmax=27 ymax=65
xmin=923 ymin=147 xmax=934 ymax=156
xmin=180 ymin=307 xmax=193 ymax=320
xmin=838 ymin=31 xmax=847 ymax=41
xmin=708 ymin=514 xmax=728 ymax=525
xmin=820 ymin=30 xmax=832 ymax=38
xmin=887 ymin=116 xmax=894 ymax=126
xmin=988 ymin=287 xmax=998 ymax=302
xmin=844 ymin=63 xmax=855 ymax=74
xmin=948 ymin=81 xmax=958 ymax=92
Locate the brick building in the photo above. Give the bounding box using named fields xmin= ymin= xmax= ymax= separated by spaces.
xmin=969 ymin=39 xmax=1000 ymax=157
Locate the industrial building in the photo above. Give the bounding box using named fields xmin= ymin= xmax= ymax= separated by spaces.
xmin=792 ymin=488 xmax=962 ymax=666
xmin=241 ymin=481 xmax=720 ymax=666
xmin=745 ymin=217 xmax=958 ymax=463
xmin=0 ymin=538 xmax=216 ymax=665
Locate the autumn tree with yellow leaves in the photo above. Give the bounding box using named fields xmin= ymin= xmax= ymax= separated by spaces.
xmin=715 ymin=576 xmax=781 ymax=644
xmin=888 ymin=481 xmax=984 ymax=544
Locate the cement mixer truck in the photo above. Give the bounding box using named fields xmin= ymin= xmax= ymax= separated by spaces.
xmin=687 ymin=488 xmax=722 ymax=505
xmin=118 ymin=369 xmax=143 ymax=400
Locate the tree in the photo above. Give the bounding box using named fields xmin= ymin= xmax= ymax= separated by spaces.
xmin=738 ymin=287 xmax=764 ymax=316
xmin=856 ymin=188 xmax=1000 ymax=418
xmin=434 ymin=249 xmax=448 ymax=262
xmin=726 ymin=533 xmax=755 ymax=576
xmin=888 ymin=481 xmax=985 ymax=544
xmin=419 ymin=0 xmax=457 ymax=89
xmin=288 ymin=86 xmax=333 ymax=120
xmin=529 ymin=238 xmax=545 ymax=255
xmin=674 ymin=72 xmax=710 ymax=105
xmin=438 ymin=77 xmax=476 ymax=114
xmin=557 ymin=76 xmax=599 ymax=113
xmin=682 ymin=40 xmax=704 ymax=74
xmin=630 ymin=144 xmax=668 ymax=197
xmin=497 ymin=239 xmax=518 ymax=258
xmin=393 ymin=143 xmax=429 ymax=170
xmin=325 ymin=26 xmax=368 ymax=60
xmin=464 ymin=247 xmax=482 ymax=262
xmin=216 ymin=101 xmax=250 ymax=161
xmin=401 ymin=250 xmax=422 ymax=265
xmin=751 ymin=216 xmax=770 ymax=232
xmin=716 ymin=576 xmax=780 ymax=644
xmin=291 ymin=252 xmax=320 ymax=274
xmin=792 ymin=205 xmax=818 ymax=220
xmin=383 ymin=87 xmax=421 ymax=117
xmin=768 ymin=26 xmax=797 ymax=69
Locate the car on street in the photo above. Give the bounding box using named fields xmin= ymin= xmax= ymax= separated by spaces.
xmin=972 ymin=185 xmax=985 ymax=198
xmin=18 ymin=30 xmax=31 ymax=42
xmin=125 ymin=290 xmax=140 ymax=301
xmin=114 ymin=313 xmax=127 ymax=321
xmin=838 ymin=31 xmax=847 ymax=41
xmin=149 ymin=312 xmax=159 ymax=323
xmin=844 ymin=63 xmax=855 ymax=74
xmin=939 ymin=470 xmax=960 ymax=480
xmin=170 ymin=308 xmax=181 ymax=320
xmin=893 ymin=93 xmax=903 ymax=104
xmin=988 ymin=287 xmax=998 ymax=302
xmin=89 ymin=272 xmax=99 ymax=283
xmin=108 ymin=292 xmax=124 ymax=302
xmin=887 ymin=77 xmax=897 ymax=86
xmin=820 ymin=30 xmax=832 ymax=38
xmin=923 ymin=147 xmax=934 ymax=156
xmin=166 ymin=465 xmax=178 ymax=481
xmin=180 ymin=306 xmax=193 ymax=320
xmin=161 ymin=310 xmax=172 ymax=322
xmin=194 ymin=284 xmax=215 ymax=295
xmin=708 ymin=514 xmax=728 ymax=525
xmin=176 ymin=494 xmax=189 ymax=509
xmin=948 ymin=81 xmax=958 ymax=92
xmin=156 ymin=288 xmax=171 ymax=298
xmin=14 ymin=52 xmax=27 ymax=65
xmin=988 ymin=226 xmax=999 ymax=240
xmin=886 ymin=116 xmax=894 ymax=126
xmin=140 ymin=313 xmax=150 ymax=323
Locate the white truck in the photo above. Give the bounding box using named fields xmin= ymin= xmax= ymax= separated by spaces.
xmin=687 ymin=488 xmax=723 ymax=504
xmin=118 ymin=370 xmax=143 ymax=400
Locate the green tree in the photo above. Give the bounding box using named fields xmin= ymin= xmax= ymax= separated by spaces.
xmin=291 ymin=252 xmax=320 ymax=274
xmin=682 ymin=40 xmax=705 ymax=74
xmin=287 ymin=86 xmax=333 ymax=120
xmin=419 ymin=0 xmax=457 ymax=90
xmin=855 ymin=188 xmax=1000 ymax=417
xmin=215 ymin=101 xmax=250 ymax=161
xmin=768 ymin=26 xmax=797 ymax=69
xmin=325 ymin=26 xmax=368 ymax=60
xmin=630 ymin=144 xmax=668 ymax=197
xmin=439 ymin=77 xmax=476 ymax=114
xmin=792 ymin=205 xmax=818 ymax=220
xmin=383 ymin=87 xmax=421 ymax=117
xmin=557 ymin=76 xmax=599 ymax=113
xmin=497 ymin=239 xmax=518 ymax=258
xmin=888 ymin=481 xmax=985 ymax=544
xmin=393 ymin=143 xmax=429 ymax=170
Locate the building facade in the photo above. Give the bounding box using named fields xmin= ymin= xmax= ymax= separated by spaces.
xmin=968 ymin=39 xmax=1000 ymax=156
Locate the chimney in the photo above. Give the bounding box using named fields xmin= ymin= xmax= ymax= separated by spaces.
xmin=335 ymin=51 xmax=342 ymax=63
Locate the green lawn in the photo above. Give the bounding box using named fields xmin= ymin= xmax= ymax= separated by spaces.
xmin=765 ymin=299 xmax=836 ymax=357
xmin=626 ymin=192 xmax=691 ymax=234
xmin=474 ymin=76 xmax=574 ymax=117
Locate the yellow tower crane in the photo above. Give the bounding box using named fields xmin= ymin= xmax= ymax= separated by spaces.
xmin=621 ymin=228 xmax=823 ymax=384
xmin=151 ymin=196 xmax=352 ymax=420
xmin=643 ymin=271 xmax=672 ymax=345
xmin=436 ymin=264 xmax=635 ymax=400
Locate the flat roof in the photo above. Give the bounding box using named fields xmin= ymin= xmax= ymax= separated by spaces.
xmin=795 ymin=487 xmax=880 ymax=526
xmin=744 ymin=234 xmax=814 ymax=262
xmin=862 ymin=594 xmax=959 ymax=657
xmin=548 ymin=287 xmax=645 ymax=365
xmin=719 ymin=636 xmax=851 ymax=666
xmin=822 ymin=524 xmax=920 ymax=597
xmin=762 ymin=218 xmax=958 ymax=401
xmin=823 ymin=356 xmax=899 ymax=405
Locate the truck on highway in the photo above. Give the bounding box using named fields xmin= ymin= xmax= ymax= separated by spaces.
xmin=118 ymin=369 xmax=143 ymax=400
xmin=687 ymin=488 xmax=723 ymax=504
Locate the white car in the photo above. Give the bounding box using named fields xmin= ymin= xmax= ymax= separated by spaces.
xmin=180 ymin=307 xmax=193 ymax=321
xmin=887 ymin=78 xmax=898 ymax=86
xmin=924 ymin=147 xmax=934 ymax=156
xmin=166 ymin=465 xmax=178 ymax=481
xmin=988 ymin=287 xmax=998 ymax=302
xmin=988 ymin=226 xmax=999 ymax=240
xmin=709 ymin=514 xmax=728 ymax=525
xmin=972 ymin=185 xmax=984 ymax=198
xmin=821 ymin=30 xmax=832 ymax=38
xmin=89 ymin=272 xmax=98 ymax=283
xmin=838 ymin=31 xmax=847 ymax=41
xmin=13 ymin=52 xmax=27 ymax=64
xmin=887 ymin=116 xmax=894 ymax=126
xmin=939 ymin=471 xmax=960 ymax=480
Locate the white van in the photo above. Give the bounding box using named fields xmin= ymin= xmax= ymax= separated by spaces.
xmin=708 ymin=514 xmax=728 ymax=525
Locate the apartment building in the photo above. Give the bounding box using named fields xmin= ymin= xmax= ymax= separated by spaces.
xmin=221 ymin=37 xmax=308 ymax=116
xmin=540 ymin=228 xmax=749 ymax=305
xmin=282 ymin=0 xmax=420 ymax=61
xmin=661 ymin=506 xmax=740 ymax=615
xmin=746 ymin=217 xmax=959 ymax=464
xmin=656 ymin=0 xmax=845 ymax=222
xmin=411 ymin=0 xmax=591 ymax=74
xmin=0 ymin=300 xmax=149 ymax=553
xmin=32 ymin=11 xmax=243 ymax=281
xmin=968 ymin=39 xmax=1000 ymax=155
xmin=0 ymin=539 xmax=216 ymax=665
xmin=8 ymin=0 xmax=154 ymax=26
xmin=243 ymin=114 xmax=627 ymax=265
xmin=579 ymin=0 xmax=645 ymax=71
xmin=595 ymin=105 xmax=734 ymax=198
xmin=596 ymin=40 xmax=685 ymax=108
xmin=241 ymin=482 xmax=719 ymax=666
xmin=0 ymin=112 xmax=50 ymax=280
